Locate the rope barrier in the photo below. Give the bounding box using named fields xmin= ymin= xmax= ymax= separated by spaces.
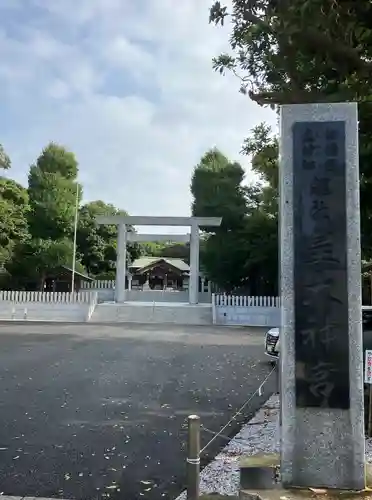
xmin=199 ymin=365 xmax=276 ymax=454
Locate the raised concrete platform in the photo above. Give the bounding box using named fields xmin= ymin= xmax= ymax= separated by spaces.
xmin=0 ymin=302 xmax=89 ymax=321
xmin=90 ymin=301 xmax=213 ymax=325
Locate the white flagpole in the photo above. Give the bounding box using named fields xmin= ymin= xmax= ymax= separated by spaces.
xmin=71 ymin=183 xmax=79 ymax=294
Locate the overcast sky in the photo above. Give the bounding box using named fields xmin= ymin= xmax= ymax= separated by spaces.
xmin=0 ymin=0 xmax=277 ymax=231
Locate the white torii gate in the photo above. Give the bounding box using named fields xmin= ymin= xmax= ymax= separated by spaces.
xmin=95 ymin=215 xmax=222 ymax=304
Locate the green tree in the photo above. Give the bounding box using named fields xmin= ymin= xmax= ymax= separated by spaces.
xmin=0 ymin=144 xmax=29 ymax=271
xmin=242 ymin=123 xmax=279 ymax=217
xmin=157 ymin=243 xmax=190 ymax=262
xmin=191 ymin=148 xmax=278 ymax=293
xmin=76 ymin=201 xmax=141 ymax=277
xmin=0 ymin=144 xmax=11 ymax=170
xmin=191 ymin=148 xmax=247 ymax=289
xmin=7 ymin=238 xmax=76 ymax=290
xmin=209 ymin=0 xmax=372 ymax=257
xmin=0 ymin=178 xmax=30 ymax=265
xmin=28 ymin=143 xmax=81 ymax=241
xmin=210 ymin=1 xmax=372 ymax=106
xmin=191 ymin=148 xmax=247 ymax=230
xmin=6 ymin=143 xmax=82 ymax=288
xmin=77 ymin=200 xmax=118 ymax=277
xmin=200 ymin=201 xmax=278 ymax=294
xmin=139 ymin=241 xmax=165 ymax=258
xmin=141 ymin=242 xmax=190 ymax=262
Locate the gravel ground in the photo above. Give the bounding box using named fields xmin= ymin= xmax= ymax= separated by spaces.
xmin=175 ymin=395 xmax=279 ymax=499
xmin=365 ymin=438 xmax=372 ymax=463
xmin=182 ymin=393 xmax=372 ymax=499
xmin=0 ymin=322 xmax=273 ymax=500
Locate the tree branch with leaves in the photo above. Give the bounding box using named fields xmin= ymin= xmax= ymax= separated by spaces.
xmin=210 ymin=0 xmax=372 ymax=105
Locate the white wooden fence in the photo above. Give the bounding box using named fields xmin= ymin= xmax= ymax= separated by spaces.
xmin=81 ymin=280 xmax=115 ymax=289
xmin=212 ymin=294 xmax=280 ymax=327
xmin=0 ymin=291 xmax=91 ymax=303
xmin=213 ymin=295 xmax=280 ymax=307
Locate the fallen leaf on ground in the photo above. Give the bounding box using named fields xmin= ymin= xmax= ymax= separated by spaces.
xmin=106 ymin=484 xmax=118 ymax=490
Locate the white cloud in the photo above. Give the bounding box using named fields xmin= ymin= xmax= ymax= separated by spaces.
xmin=0 ymin=0 xmax=277 ymax=232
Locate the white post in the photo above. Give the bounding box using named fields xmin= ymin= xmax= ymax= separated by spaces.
xmin=189 ymin=222 xmax=200 ymax=305
xmin=71 ymin=183 xmax=79 ymax=294
xmin=211 ymin=293 xmax=216 ymax=324
xmin=115 ymin=224 xmax=127 ymax=303
xmin=128 ymin=275 xmax=132 ymax=291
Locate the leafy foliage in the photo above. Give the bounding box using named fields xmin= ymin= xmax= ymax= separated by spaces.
xmin=243 ymin=123 xmax=279 ymax=217
xmin=192 ymin=147 xmax=278 ymax=294
xmin=0 ymin=140 xmax=195 ymax=288
xmin=210 ymin=0 xmax=372 ymax=258
xmin=0 ymin=144 xmax=11 ymax=170
xmin=4 ymin=143 xmax=87 ymax=288
xmin=140 ymin=242 xmax=190 ymax=263
xmin=76 ymin=201 xmax=141 ymax=277
xmin=7 ymin=238 xmax=75 ymax=290
xmin=191 ymin=149 xmax=247 ymax=230
xmin=210 ymin=0 xmax=372 ymax=105
xmin=28 ymin=143 xmax=81 ymax=240
xmin=0 ymin=177 xmax=29 ymax=265
xmin=0 ymin=137 xmax=277 ymax=294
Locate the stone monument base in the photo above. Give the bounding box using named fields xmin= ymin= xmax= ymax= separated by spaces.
xmin=240 ymin=488 xmax=370 ymax=500
xmin=239 ymin=455 xmax=371 ymax=500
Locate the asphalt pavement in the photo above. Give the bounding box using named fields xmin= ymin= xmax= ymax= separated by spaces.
xmin=0 ymin=323 xmax=274 ymax=500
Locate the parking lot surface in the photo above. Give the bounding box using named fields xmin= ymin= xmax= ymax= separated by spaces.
xmin=0 ymin=323 xmax=274 ymax=500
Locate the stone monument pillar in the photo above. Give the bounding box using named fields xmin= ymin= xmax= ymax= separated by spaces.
xmin=280 ymin=102 xmax=365 ymax=489
xmin=189 ymin=222 xmax=200 ymax=305
xmin=115 ymin=224 xmax=127 ymax=303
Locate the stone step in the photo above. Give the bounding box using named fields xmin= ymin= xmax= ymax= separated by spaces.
xmin=91 ymin=303 xmax=212 ymax=325
xmin=239 ymin=454 xmax=279 ymax=491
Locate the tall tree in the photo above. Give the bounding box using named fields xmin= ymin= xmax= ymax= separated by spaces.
xmin=0 ymin=144 xmax=30 ymax=274
xmin=76 ymin=201 xmax=141 ymax=277
xmin=242 ymin=123 xmax=279 ymax=217
xmin=209 ymin=0 xmax=372 ymax=257
xmin=28 ymin=143 xmax=80 ymax=241
xmin=191 ymin=148 xmax=278 ymax=293
xmin=0 ymin=178 xmax=29 ymax=265
xmin=141 ymin=242 xmax=190 ymax=262
xmin=7 ymin=238 xmax=75 ymax=290
xmin=191 ymin=148 xmax=247 ymax=230
xmin=157 ymin=243 xmax=190 ymax=262
xmin=7 ymin=143 xmax=83 ymax=288
xmin=210 ymin=0 xmax=372 ymax=106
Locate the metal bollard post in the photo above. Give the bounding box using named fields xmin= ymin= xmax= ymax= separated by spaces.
xmin=23 ymin=308 xmax=28 ymax=320
xmin=187 ymin=415 xmax=200 ymax=500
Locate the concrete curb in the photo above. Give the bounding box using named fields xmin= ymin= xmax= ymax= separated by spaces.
xmin=0 ymin=497 xmax=71 ymax=500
